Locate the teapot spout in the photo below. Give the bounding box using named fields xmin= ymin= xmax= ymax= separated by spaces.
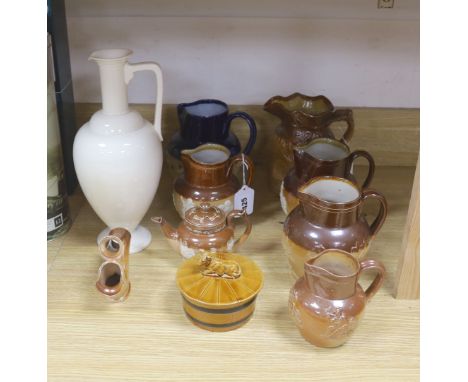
xmin=151 ymin=216 xmax=179 ymax=241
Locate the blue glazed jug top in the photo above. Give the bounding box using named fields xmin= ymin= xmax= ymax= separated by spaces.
xmin=177 ymin=99 xmax=230 ymax=143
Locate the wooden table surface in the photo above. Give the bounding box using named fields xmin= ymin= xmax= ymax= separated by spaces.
xmin=48 ymin=163 xmax=419 ymax=381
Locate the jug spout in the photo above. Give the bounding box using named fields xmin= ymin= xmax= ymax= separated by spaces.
xmin=180 ymin=144 xmax=231 ymax=187
xmin=151 ymin=216 xmax=179 ymax=241
xmin=263 ymin=95 xmax=288 ymax=121
xmin=304 ymin=250 xmax=359 ymax=300
xmin=96 ymin=228 xmax=131 ymax=302
xmin=89 ymin=49 xmax=133 ymax=116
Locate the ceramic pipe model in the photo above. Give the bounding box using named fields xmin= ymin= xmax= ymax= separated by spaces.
xmin=96 ymin=228 xmax=131 ymax=302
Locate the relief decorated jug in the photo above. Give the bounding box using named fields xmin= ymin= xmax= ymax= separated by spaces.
xmin=152 ymin=203 xmax=252 ymax=259
xmin=289 ymin=249 xmax=385 ymax=348
xmin=264 ymin=93 xmax=354 ymax=193
xmin=167 ymin=99 xmax=257 ymax=176
xmin=283 ymin=176 xmax=387 ymax=280
xmin=173 ymin=143 xmax=254 ymax=218
xmin=280 ymin=137 xmax=375 ymax=214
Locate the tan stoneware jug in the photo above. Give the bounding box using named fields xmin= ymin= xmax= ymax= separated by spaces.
xmin=173 ymin=143 xmax=254 ymax=218
xmin=289 ymin=249 xmax=385 ymax=348
xmin=280 ymin=137 xmax=375 ymax=214
xmin=283 ymin=176 xmax=387 ymax=280
xmin=263 ymin=93 xmax=354 ymax=193
xmin=152 ymin=203 xmax=252 ymax=258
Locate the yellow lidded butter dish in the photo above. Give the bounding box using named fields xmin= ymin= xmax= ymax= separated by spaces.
xmin=176 ymin=252 xmax=263 ymax=332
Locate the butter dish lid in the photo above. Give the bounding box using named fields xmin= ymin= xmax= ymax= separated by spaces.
xmin=176 ymin=252 xmax=263 ymax=308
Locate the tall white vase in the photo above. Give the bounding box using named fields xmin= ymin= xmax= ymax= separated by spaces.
xmin=73 ymin=49 xmax=163 ymax=253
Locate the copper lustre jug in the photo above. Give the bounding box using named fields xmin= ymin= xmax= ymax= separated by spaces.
xmin=173 ymin=143 xmax=254 ymax=218
xmin=263 ymin=93 xmax=354 ymax=192
xmin=152 ymin=203 xmax=252 ymax=258
xmin=283 ymin=176 xmax=387 ymax=280
xmin=280 ymin=137 xmax=375 ymax=214
xmin=289 ymin=249 xmax=385 ymax=348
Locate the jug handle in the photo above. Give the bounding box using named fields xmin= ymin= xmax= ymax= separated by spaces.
xmin=358 ymin=258 xmax=386 ymax=300
xmin=326 ymin=109 xmax=354 ymax=144
xmin=345 ymin=150 xmax=375 ymax=189
xmin=225 ymin=112 xmax=257 ymax=154
xmin=125 ymin=62 xmax=164 ymax=141
xmin=226 ymin=154 xmax=254 ymax=186
xmin=361 ymin=189 xmax=388 ymax=238
xmin=226 ymin=209 xmax=252 ymax=250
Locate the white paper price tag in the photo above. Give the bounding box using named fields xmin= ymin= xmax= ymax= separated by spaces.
xmin=234 ymin=185 xmax=255 ymax=215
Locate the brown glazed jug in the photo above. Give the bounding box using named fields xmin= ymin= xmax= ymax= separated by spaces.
xmin=280 ymin=137 xmax=375 ymax=214
xmin=173 ymin=143 xmax=254 ymax=218
xmin=283 ymin=176 xmax=387 ymax=280
xmin=289 ymin=249 xmax=385 ymax=348
xmin=152 ymin=203 xmax=252 ymax=258
xmin=263 ymin=93 xmax=354 ymax=192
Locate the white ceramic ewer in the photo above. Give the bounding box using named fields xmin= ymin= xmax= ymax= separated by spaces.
xmin=73 ymin=48 xmax=163 ymax=253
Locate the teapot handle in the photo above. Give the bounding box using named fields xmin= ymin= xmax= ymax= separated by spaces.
xmin=226 ymin=209 xmax=252 ymax=250
xmin=361 ymin=189 xmax=388 ymax=238
xmin=226 ymin=154 xmax=254 ymax=186
xmin=326 ymin=109 xmax=354 ymax=144
xmin=225 ymin=112 xmax=257 ymax=154
xmin=358 ymin=258 xmax=386 ymax=300
xmin=125 ymin=62 xmax=164 ymax=141
xmin=345 ymin=150 xmax=375 ymax=189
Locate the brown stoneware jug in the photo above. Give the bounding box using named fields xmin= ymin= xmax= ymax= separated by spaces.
xmin=263 ymin=93 xmax=354 ymax=192
xmin=283 ymin=176 xmax=387 ymax=280
xmin=152 ymin=203 xmax=252 ymax=258
xmin=280 ymin=137 xmax=375 ymax=214
xmin=96 ymin=228 xmax=131 ymax=303
xmin=289 ymin=249 xmax=385 ymax=348
xmin=173 ymin=143 xmax=254 ymax=218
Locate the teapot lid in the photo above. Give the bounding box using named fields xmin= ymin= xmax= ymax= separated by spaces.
xmin=176 ymin=252 xmax=263 ymax=308
xmin=184 ymin=203 xmax=226 ymax=233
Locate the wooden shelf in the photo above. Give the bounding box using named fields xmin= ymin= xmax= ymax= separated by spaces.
xmin=48 ymin=173 xmax=419 ymax=381
xmin=48 ymin=104 xmax=419 ymax=381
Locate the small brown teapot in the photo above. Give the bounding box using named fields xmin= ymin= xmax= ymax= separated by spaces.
xmin=152 ymin=203 xmax=252 ymax=258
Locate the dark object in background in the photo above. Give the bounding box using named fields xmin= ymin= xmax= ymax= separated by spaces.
xmin=47 ymin=0 xmax=78 ymax=194
xmin=48 ymin=33 xmax=71 ymax=240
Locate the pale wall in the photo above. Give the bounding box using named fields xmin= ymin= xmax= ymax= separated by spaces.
xmin=65 ymin=0 xmax=419 ymax=107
